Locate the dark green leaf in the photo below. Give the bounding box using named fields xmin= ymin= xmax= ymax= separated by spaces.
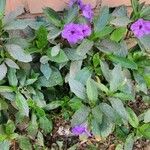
xmin=43 ymin=7 xmax=62 ymax=27
xmin=18 ymin=136 xmax=32 ymax=150
xmin=71 ymin=105 xmax=90 ymax=126
xmin=39 ymin=116 xmax=52 ymax=134
xmin=0 ymin=63 xmax=7 ymax=81
xmin=8 ymin=68 xmax=18 ymax=86
xmin=64 ymin=4 xmax=79 ymax=24
xmin=44 ymin=101 xmax=63 ymax=110
xmin=6 ymin=44 xmax=32 ymax=63
xmin=76 ymin=39 xmax=93 ymax=57
xmin=40 ymin=63 xmax=52 ymax=80
xmin=69 ymin=78 xmax=86 ymax=100
xmin=108 ymin=55 xmax=138 ymax=70
xmin=110 ymin=98 xmax=128 ymax=122
xmin=126 ymin=107 xmax=139 ymax=128
xmin=16 ymin=92 xmax=29 ymax=117
xmin=5 ymin=120 xmax=16 ymax=135
xmin=124 ymin=133 xmax=134 ymax=150
xmin=94 ymin=6 xmax=110 ymax=33
xmin=86 ymin=78 xmax=98 ymax=106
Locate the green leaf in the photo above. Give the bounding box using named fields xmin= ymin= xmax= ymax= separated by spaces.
xmin=48 ymin=49 xmax=68 ymax=63
xmin=138 ymin=124 xmax=150 ymax=139
xmin=86 ymin=78 xmax=98 ymax=106
xmin=4 ymin=7 xmax=24 ymax=24
xmin=18 ymin=136 xmax=32 ymax=150
xmin=94 ymin=6 xmax=110 ymax=33
xmin=5 ymin=58 xmax=19 ymax=69
xmin=71 ymin=105 xmax=90 ymax=126
xmin=99 ymin=116 xmax=114 ymax=138
xmin=0 ymin=86 xmax=14 ymax=92
xmin=110 ymin=17 xmax=131 ymax=27
xmin=110 ymin=98 xmax=128 ymax=122
xmin=0 ymin=140 xmax=10 ymax=150
xmin=126 ymin=107 xmax=139 ymax=128
xmin=93 ymin=26 xmax=114 ymax=39
xmin=8 ymin=68 xmax=18 ymax=87
xmin=5 ymin=120 xmax=16 ymax=135
xmin=40 ymin=63 xmax=52 ymax=80
xmin=47 ymin=27 xmax=61 ymax=40
xmin=113 ymin=92 xmax=134 ymax=101
xmin=139 ymin=35 xmax=150 ymax=53
xmin=124 ymin=133 xmax=134 ymax=150
xmin=0 ymin=63 xmax=7 ymax=81
xmin=133 ymin=72 xmax=147 ymax=94
xmin=100 ymin=60 xmax=111 ymax=82
xmin=110 ymin=27 xmax=126 ymax=42
xmin=96 ymin=39 xmax=120 ymax=54
xmin=144 ymin=109 xmax=150 ymax=123
xmin=75 ymin=67 xmax=92 ymax=85
xmin=27 ymin=113 xmax=38 ymax=138
xmin=93 ymin=53 xmax=100 ymax=68
xmin=110 ymin=65 xmax=124 ymax=92
xmin=6 ymin=44 xmax=32 ymax=63
xmin=95 ymin=82 xmax=109 ymax=94
xmin=39 ymin=67 xmax=63 ymax=87
xmin=51 ymin=44 xmax=61 ymax=57
xmin=108 ymin=55 xmax=138 ymax=70
xmin=36 ymin=26 xmax=48 ymax=49
xmin=36 ymin=132 xmax=44 ymax=146
xmin=69 ymin=97 xmax=83 ymax=111
xmin=69 ymin=78 xmax=86 ymax=100
xmin=76 ymin=39 xmax=93 ymax=57
xmin=44 ymin=101 xmax=63 ymax=110
xmin=39 ymin=116 xmax=52 ymax=134
xmin=43 ymin=7 xmax=62 ymax=27
xmin=131 ymin=0 xmax=139 ymax=15
xmin=115 ymin=144 xmax=124 ymax=150
xmin=64 ymin=48 xmax=86 ymax=61
xmin=0 ymin=0 xmax=6 ymax=15
xmin=100 ymin=103 xmax=119 ymax=123
xmin=5 ymin=19 xmax=44 ymax=30
xmin=92 ymin=106 xmax=103 ymax=124
xmin=0 ymin=99 xmax=8 ymax=110
xmin=64 ymin=4 xmax=79 ymax=24
xmin=16 ymin=92 xmax=29 ymax=117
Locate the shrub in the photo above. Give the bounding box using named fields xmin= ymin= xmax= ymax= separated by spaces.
xmin=0 ymin=0 xmax=150 ymax=149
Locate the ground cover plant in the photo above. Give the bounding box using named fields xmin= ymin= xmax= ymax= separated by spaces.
xmin=0 ymin=0 xmax=150 ymax=149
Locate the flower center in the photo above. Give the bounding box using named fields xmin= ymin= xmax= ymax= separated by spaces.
xmin=71 ymin=30 xmax=75 ymax=34
xmin=139 ymin=25 xmax=142 ymax=29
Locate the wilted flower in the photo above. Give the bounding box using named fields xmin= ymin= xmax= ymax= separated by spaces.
xmin=71 ymin=124 xmax=91 ymax=137
xmin=130 ymin=19 xmax=150 ymax=38
xmin=82 ymin=4 xmax=94 ymax=22
xmin=80 ymin=24 xmax=92 ymax=37
xmin=62 ymin=23 xmax=84 ymax=44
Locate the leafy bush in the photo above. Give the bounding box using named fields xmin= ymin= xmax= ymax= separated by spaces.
xmin=0 ymin=0 xmax=150 ymax=149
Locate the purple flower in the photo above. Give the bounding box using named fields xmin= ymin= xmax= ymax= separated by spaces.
xmin=69 ymin=0 xmax=83 ymax=8
xmin=80 ymin=24 xmax=92 ymax=37
xmin=82 ymin=4 xmax=94 ymax=22
xmin=130 ymin=19 xmax=150 ymax=38
xmin=62 ymin=23 xmax=84 ymax=44
xmin=71 ymin=124 xmax=91 ymax=137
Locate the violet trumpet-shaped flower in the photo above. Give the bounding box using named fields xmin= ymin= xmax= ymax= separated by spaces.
xmin=130 ymin=19 xmax=150 ymax=38
xmin=71 ymin=124 xmax=91 ymax=137
xmin=81 ymin=4 xmax=94 ymax=22
xmin=62 ymin=23 xmax=84 ymax=44
xmin=80 ymin=24 xmax=92 ymax=37
xmin=69 ymin=0 xmax=83 ymax=8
